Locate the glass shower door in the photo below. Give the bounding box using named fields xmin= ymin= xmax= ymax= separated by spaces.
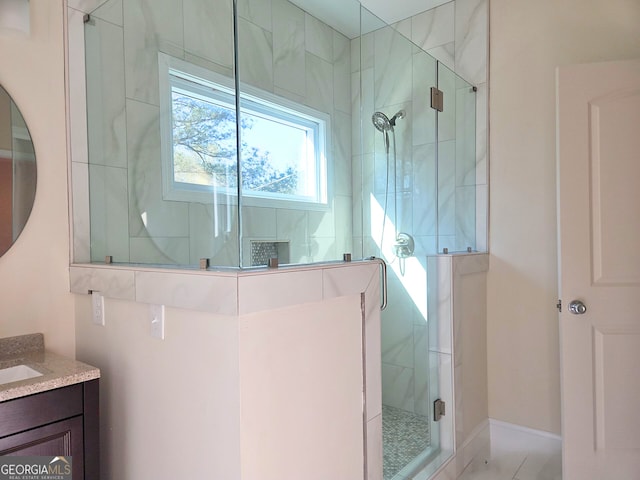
xmin=356 ymin=6 xmax=454 ymax=478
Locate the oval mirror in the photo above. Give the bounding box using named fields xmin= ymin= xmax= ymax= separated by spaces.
xmin=0 ymin=85 xmax=36 ymax=256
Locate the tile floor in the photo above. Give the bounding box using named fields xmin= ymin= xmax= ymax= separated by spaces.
xmin=457 ymin=422 xmax=562 ymax=480
xmin=383 ymin=405 xmax=431 ymax=480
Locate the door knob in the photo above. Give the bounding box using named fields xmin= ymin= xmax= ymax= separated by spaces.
xmin=568 ymin=300 xmax=587 ymax=315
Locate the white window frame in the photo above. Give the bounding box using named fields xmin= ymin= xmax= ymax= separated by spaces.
xmin=158 ymin=53 xmax=331 ymax=210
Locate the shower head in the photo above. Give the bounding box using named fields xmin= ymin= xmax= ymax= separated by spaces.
xmin=372 ymin=110 xmax=407 ymax=132
xmin=372 ymin=111 xmax=392 ymax=132
xmin=389 ymin=109 xmax=406 ymax=127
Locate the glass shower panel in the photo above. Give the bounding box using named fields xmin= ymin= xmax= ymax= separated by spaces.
xmin=235 ymin=0 xmax=358 ymax=267
xmin=358 ymin=8 xmax=450 ymax=478
xmin=84 ymin=0 xmax=240 ymax=267
xmin=436 ymin=62 xmax=477 ymax=253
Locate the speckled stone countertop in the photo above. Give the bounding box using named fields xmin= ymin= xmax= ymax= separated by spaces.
xmin=0 ymin=333 xmax=100 ymax=402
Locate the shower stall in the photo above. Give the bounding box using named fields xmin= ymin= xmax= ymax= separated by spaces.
xmin=81 ymin=0 xmax=484 ymax=477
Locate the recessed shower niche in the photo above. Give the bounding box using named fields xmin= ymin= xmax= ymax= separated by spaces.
xmin=71 ymin=0 xmax=488 ymax=478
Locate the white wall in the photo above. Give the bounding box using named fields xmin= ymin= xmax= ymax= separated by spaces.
xmin=0 ymin=1 xmax=74 ymax=356
xmin=488 ymin=0 xmax=640 ymax=434
xmin=75 ymin=293 xmax=365 ymax=480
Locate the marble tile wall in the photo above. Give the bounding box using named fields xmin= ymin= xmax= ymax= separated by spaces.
xmin=84 ymin=0 xmax=353 ymax=266
xmin=353 ymin=0 xmax=488 ymax=433
xmin=387 ymin=0 xmax=488 ymax=255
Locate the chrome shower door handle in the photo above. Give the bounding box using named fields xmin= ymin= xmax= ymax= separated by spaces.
xmin=369 ymin=256 xmax=388 ymax=311
xmin=568 ymin=300 xmax=587 ymax=315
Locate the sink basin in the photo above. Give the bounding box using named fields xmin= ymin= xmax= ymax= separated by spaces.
xmin=0 ymin=365 xmax=43 ymax=385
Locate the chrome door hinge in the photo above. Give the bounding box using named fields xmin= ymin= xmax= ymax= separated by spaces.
xmin=430 ymin=87 xmax=444 ymax=112
xmin=556 ymin=299 xmax=562 ymax=312
xmin=434 ymin=398 xmax=446 ymax=422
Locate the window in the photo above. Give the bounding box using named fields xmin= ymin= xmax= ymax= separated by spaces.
xmin=159 ymin=54 xmax=329 ymax=207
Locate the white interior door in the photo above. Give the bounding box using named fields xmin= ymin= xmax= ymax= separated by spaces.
xmin=557 ymin=59 xmax=640 ymax=480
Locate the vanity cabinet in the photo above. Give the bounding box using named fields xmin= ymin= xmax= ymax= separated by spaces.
xmin=0 ymin=379 xmax=99 ymax=479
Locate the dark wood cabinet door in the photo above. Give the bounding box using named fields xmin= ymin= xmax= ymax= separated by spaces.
xmin=0 ymin=416 xmax=84 ymax=478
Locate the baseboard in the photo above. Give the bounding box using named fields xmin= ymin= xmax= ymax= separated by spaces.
xmin=489 ymin=418 xmax=562 ymax=441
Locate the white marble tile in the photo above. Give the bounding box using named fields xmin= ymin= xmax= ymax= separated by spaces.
xmin=414 ymin=235 xmax=438 ymax=257
xmin=360 ymin=68 xmax=375 ymax=155
xmin=322 ymin=262 xmax=377 ymax=298
xmin=427 ymin=255 xmax=453 ymax=354
xmin=85 ymin=16 xmax=127 ymax=169
xmin=273 ymin=0 xmax=306 ymax=97
xmin=398 ymin=193 xmax=414 ymax=238
xmin=305 ymin=52 xmax=333 ymax=114
xmin=241 ymin=206 xmax=277 ymax=238
xmin=308 ymin=206 xmax=334 ymax=239
xmin=453 ymin=252 xmax=489 ymax=276
xmin=460 ymin=422 xmax=491 ymax=470
xmin=189 ymin=202 xmax=239 ymax=267
xmin=350 ymin=37 xmax=361 ymax=74
xmin=126 ymin=99 xmax=190 ymax=240
xmin=413 ymin=324 xmax=430 ymax=417
xmin=360 ymin=31 xmax=374 ymax=71
xmin=413 ymin=143 xmax=437 ymax=236
xmin=412 ymin=50 xmax=437 ymax=147
xmin=308 ymin=237 xmax=337 ymax=262
xmin=305 ymin=13 xmax=333 ymax=62
xmin=392 ymin=17 xmax=412 ymax=41
xmin=333 ymin=31 xmax=351 ymax=114
xmin=373 ymin=26 xmax=412 ymax=109
xmin=438 ymin=140 xmax=456 ymax=237
xmin=381 ymin=312 xmax=414 ymax=368
xmin=68 ymin=6 xmax=90 ymax=164
xmin=433 ymin=351 xmax=455 ymax=451
xmin=333 ymin=110 xmax=352 ymax=196
xmin=514 ymin=448 xmax=562 ymax=480
xmin=411 ymin=2 xmax=454 ymax=51
xmin=129 ymin=236 xmax=190 ymax=265
xmin=455 ymin=86 xmax=478 ymax=187
xmin=427 ymin=42 xmax=456 ymax=71
xmin=423 ymin=455 xmax=457 ymax=480
xmin=68 ymin=0 xmax=108 ymax=14
xmin=69 ymin=266 xmax=135 ymax=300
xmin=381 ymin=362 xmax=414 ymax=412
xmin=273 ymin=86 xmax=306 ymax=105
xmin=72 ymin=161 xmax=91 ymax=263
xmin=276 ymin=209 xmax=309 ymax=262
xmin=454 ymin=0 xmax=488 ymax=86
xmin=123 ymin=0 xmax=183 ymax=106
xmin=366 ymin=414 xmax=384 ymax=480
xmin=334 ymin=195 xmax=353 ymax=249
xmin=437 ymin=64 xmax=456 ymax=142
xmin=184 ymin=0 xmax=234 ymax=71
xmin=455 ymin=186 xmax=477 ymax=252
xmin=182 ymin=53 xmax=234 ymax=79
xmin=237 ymin=269 xmax=323 ymax=315
xmin=237 ymin=0 xmax=272 ymax=32
xmin=90 ymin=0 xmax=123 ymax=25
xmin=135 ymin=270 xmax=238 ymax=315
xmin=350 ymin=72 xmax=364 ymax=155
xmin=438 ymin=235 xmax=457 ymax=254
xmin=89 ymin=164 xmax=130 ymax=262
xmin=238 ymin=17 xmax=274 ymax=92
xmin=457 ymin=422 xmax=562 ymax=480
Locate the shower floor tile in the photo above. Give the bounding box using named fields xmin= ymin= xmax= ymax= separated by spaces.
xmin=383 ymin=404 xmax=431 ymax=480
